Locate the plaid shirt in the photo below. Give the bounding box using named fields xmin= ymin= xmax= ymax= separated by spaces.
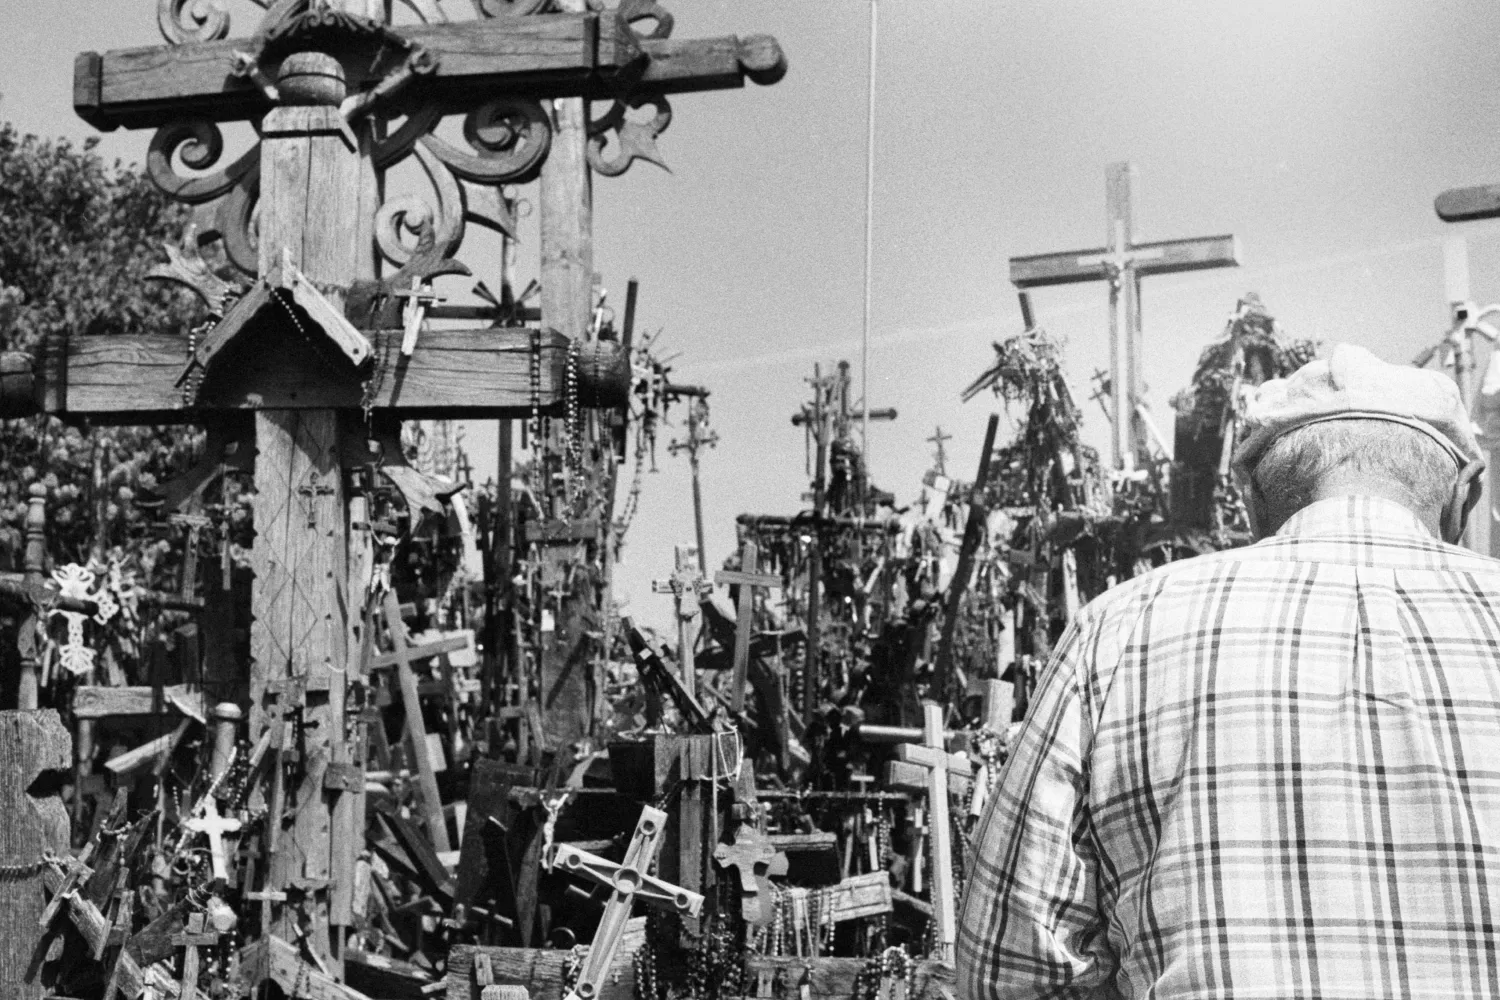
xmin=958 ymin=495 xmax=1500 ymax=999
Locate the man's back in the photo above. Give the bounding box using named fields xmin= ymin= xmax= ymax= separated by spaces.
xmin=958 ymin=495 xmax=1500 ymax=999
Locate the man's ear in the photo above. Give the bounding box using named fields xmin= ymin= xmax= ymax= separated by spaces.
xmin=1442 ymin=460 xmax=1486 ymax=544
xmin=1239 ymin=470 xmax=1268 ymax=540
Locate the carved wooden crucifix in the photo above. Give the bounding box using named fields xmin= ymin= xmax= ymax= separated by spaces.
xmin=38 ymin=0 xmax=785 ymax=983
xmin=1009 ymin=162 xmax=1239 ymax=471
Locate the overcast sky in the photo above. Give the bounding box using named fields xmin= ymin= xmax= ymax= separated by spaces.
xmin=7 ymin=1 xmax=1500 ymax=630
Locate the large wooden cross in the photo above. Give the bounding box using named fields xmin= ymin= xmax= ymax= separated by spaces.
xmin=1009 ymin=162 xmax=1239 ymax=471
xmin=46 ymin=0 xmax=785 ymax=981
xmin=713 ymin=540 xmax=781 ymax=715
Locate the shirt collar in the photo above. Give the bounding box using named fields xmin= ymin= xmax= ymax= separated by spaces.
xmin=1275 ymin=494 xmax=1436 ymax=542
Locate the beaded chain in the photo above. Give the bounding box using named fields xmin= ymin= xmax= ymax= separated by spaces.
xmin=360 ymin=328 xmax=391 ymax=421
xmin=527 ymin=327 xmax=543 ymax=453
xmin=181 ymin=316 xmax=215 ymax=406
xmin=857 ymin=947 xmax=916 ymax=1000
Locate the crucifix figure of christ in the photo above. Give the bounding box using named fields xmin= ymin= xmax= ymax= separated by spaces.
xmin=650 ymin=544 xmax=709 ymax=695
xmin=713 ymin=539 xmax=781 ymax=715
xmin=1009 ymin=162 xmax=1239 ymax=471
xmin=29 ymin=0 xmax=786 ymax=983
xmin=548 ymin=805 xmax=703 ymax=1000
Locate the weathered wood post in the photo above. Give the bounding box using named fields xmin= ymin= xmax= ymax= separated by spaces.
xmin=18 ymin=485 xmax=47 ymax=711
xmin=246 ymin=49 xmax=368 ymax=973
xmin=0 ymin=710 xmax=72 ymax=999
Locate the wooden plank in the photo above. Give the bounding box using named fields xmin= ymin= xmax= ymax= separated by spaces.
xmin=80 ymin=15 xmax=627 ymax=129
xmin=447 ymin=942 xmax=638 ymax=1000
xmin=382 ymin=591 xmax=452 ymax=854
xmin=72 ymin=685 xmax=208 ymax=722
xmin=741 ymin=958 xmax=955 ymax=1000
xmin=76 ymin=17 xmax=782 ymax=130
xmin=344 ymin=949 xmax=431 ymax=1000
xmin=1008 ymin=234 xmax=1239 ymax=288
xmin=827 ymin=871 xmax=893 ymax=923
xmin=48 ymin=328 xmax=573 ymax=423
xmin=367 ymin=634 xmax=471 ymax=671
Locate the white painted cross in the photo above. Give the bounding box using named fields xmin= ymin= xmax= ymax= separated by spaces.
xmin=549 ymin=806 xmax=703 ymax=1000
xmin=185 ymin=796 xmax=243 ymax=882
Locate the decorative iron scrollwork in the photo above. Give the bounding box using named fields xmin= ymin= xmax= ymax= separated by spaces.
xmin=618 ymin=0 xmax=673 ymax=40
xmin=377 ymin=142 xmax=465 ymax=271
xmin=587 ymin=95 xmax=671 ymax=177
xmin=428 ymin=98 xmax=552 ymax=184
xmin=147 ymin=121 xmax=259 ymax=205
xmin=158 ymin=0 xmax=230 ymax=45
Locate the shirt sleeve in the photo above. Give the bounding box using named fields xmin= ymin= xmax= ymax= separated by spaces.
xmin=956 ymin=612 xmax=1117 ymax=1000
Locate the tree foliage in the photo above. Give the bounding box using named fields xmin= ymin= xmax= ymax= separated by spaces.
xmin=0 ymin=123 xmax=202 ymax=583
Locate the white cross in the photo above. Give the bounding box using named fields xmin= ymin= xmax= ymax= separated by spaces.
xmin=185 ymin=797 xmax=243 ymax=881
xmin=549 ymin=806 xmax=702 ymax=1000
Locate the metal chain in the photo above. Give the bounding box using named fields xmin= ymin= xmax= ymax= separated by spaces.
xmin=0 ymin=858 xmax=48 ymax=879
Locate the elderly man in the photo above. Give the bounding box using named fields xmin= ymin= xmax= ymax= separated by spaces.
xmin=957 ymin=344 xmax=1499 ymax=999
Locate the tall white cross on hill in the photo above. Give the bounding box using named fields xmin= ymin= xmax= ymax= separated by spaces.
xmin=1009 ymin=163 xmax=1239 ymax=471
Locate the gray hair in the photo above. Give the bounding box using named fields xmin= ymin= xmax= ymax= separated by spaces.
xmin=1250 ymin=418 xmax=1459 ymax=524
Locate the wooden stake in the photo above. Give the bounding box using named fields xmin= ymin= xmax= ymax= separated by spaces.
xmin=381 ymin=591 xmax=452 ymax=854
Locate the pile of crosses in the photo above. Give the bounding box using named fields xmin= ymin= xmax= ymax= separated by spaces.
xmin=0 ymin=8 xmax=1341 ymax=1000
xmin=0 ymin=1 xmax=803 ymax=1000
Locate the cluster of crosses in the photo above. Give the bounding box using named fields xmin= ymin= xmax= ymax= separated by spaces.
xmin=0 ymin=1 xmax=786 ymax=998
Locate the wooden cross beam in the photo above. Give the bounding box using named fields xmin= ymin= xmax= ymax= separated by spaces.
xmin=1010 ymin=162 xmax=1239 ymax=471
xmin=714 ymin=540 xmax=781 ymax=715
xmin=75 ymin=14 xmax=786 ymax=131
xmin=548 ymin=806 xmax=703 ymax=1000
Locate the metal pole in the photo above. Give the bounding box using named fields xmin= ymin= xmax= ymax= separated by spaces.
xmin=860 ymin=0 xmax=877 ymax=461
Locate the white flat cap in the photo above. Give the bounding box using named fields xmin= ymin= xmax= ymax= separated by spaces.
xmin=1231 ymin=343 xmax=1484 ymax=473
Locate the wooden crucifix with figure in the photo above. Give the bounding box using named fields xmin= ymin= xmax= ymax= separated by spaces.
xmin=3 ymin=0 xmax=786 ymax=985
xmin=1009 ymin=162 xmax=1239 ymax=471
